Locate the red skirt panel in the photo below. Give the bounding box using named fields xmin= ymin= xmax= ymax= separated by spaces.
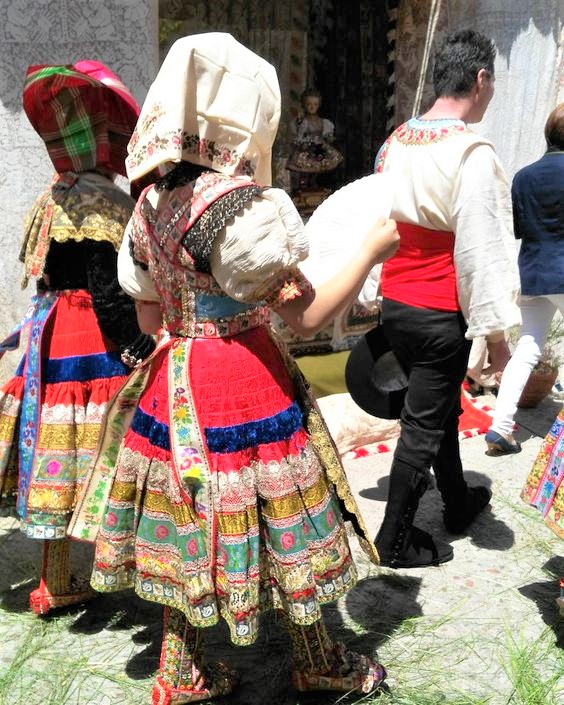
xmin=93 ymin=327 xmax=356 ymax=645
xmin=0 ymin=290 xmax=129 ymax=538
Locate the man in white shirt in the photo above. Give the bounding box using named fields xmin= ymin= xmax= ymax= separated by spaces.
xmin=373 ymin=30 xmax=521 ymax=568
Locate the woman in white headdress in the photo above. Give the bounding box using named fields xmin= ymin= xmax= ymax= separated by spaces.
xmin=70 ymin=33 xmax=398 ymax=703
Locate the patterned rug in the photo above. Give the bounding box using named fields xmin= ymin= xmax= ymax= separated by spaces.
xmin=343 ymin=387 xmax=495 ymax=460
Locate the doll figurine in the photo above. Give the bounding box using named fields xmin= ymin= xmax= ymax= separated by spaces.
xmin=287 ymin=88 xmax=343 ymax=192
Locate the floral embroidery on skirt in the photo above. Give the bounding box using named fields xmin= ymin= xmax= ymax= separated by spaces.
xmin=91 ymin=328 xmax=357 ymax=645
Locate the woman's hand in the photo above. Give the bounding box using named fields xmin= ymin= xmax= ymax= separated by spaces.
xmin=362 ymin=218 xmax=399 ymax=264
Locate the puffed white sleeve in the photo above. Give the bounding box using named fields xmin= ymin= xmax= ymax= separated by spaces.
xmin=117 ymin=218 xmax=160 ymax=302
xmin=452 ymin=144 xmax=521 ymax=339
xmin=209 ymin=188 xmax=313 ymax=307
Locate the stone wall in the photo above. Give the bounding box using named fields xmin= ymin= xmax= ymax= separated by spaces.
xmin=0 ymin=0 xmax=158 ymax=378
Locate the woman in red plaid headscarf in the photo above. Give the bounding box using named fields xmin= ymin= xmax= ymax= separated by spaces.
xmin=0 ymin=60 xmax=154 ymax=615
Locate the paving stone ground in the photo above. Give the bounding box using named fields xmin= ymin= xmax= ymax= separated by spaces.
xmin=0 ymin=392 xmax=563 ymax=705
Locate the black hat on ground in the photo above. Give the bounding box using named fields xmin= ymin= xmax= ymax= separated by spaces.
xmin=345 ymin=325 xmax=408 ymax=420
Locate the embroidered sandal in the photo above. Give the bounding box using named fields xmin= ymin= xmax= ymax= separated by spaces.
xmin=151 ymin=663 xmax=239 ymax=705
xmin=292 ymin=643 xmax=387 ymax=695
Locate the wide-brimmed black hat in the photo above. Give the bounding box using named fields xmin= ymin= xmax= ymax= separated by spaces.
xmin=345 ymin=325 xmax=408 ymax=420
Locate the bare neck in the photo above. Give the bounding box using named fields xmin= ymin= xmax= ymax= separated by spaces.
xmin=419 ymin=96 xmax=472 ymax=123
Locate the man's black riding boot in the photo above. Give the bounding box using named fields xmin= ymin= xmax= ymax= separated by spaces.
xmin=375 ymin=461 xmax=453 ymax=568
xmin=433 ymin=426 xmax=491 ymax=534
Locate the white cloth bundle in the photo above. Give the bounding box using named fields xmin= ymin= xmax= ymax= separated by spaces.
xmin=299 ymin=172 xmax=394 ymax=309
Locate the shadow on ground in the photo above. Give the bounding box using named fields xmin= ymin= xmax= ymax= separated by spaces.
xmin=359 ymin=469 xmax=515 ymax=554
xmin=518 ymin=555 xmax=564 ymax=649
xmin=186 ymin=573 xmax=422 ymax=705
xmin=516 ymin=398 xmax=562 ymax=438
xmin=0 ymin=545 xmax=422 ymax=705
xmin=0 ymin=530 xmax=94 ymax=611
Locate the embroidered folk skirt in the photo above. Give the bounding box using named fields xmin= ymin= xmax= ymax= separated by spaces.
xmin=90 ymin=326 xmax=357 ymax=645
xmin=0 ymin=290 xmax=129 ymax=538
xmin=521 ymin=409 xmax=564 ymax=539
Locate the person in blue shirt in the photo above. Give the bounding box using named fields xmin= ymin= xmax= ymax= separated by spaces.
xmin=486 ymin=104 xmax=564 ymax=455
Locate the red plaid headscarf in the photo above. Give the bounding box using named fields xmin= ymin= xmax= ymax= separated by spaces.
xmin=23 ymin=61 xmax=140 ymax=176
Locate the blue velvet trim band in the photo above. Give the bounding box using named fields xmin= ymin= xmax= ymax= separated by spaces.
xmin=15 ymin=356 xmax=25 ymax=377
xmin=194 ymin=292 xmax=256 ymax=320
xmin=43 ymin=351 xmax=128 ymax=383
xmin=131 ymin=406 xmax=171 ymax=451
xmin=205 ymin=400 xmax=303 ymax=453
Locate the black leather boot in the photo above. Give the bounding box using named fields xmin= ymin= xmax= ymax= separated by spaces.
xmin=433 ymin=424 xmax=491 ymax=534
xmin=375 ymin=461 xmax=453 ymax=568
xmin=443 ymin=486 xmax=492 ymax=533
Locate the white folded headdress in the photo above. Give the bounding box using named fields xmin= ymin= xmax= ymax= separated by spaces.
xmin=126 ymin=32 xmax=281 ymax=186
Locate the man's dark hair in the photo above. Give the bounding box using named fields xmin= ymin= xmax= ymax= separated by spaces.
xmin=432 ymin=30 xmax=496 ymax=98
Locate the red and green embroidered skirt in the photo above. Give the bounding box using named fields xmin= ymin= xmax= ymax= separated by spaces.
xmin=91 ymin=327 xmax=357 ymax=645
xmin=0 ymin=290 xmax=129 ymax=538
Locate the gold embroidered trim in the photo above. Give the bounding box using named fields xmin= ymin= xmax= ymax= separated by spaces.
xmin=252 ymin=266 xmax=313 ymax=309
xmin=268 ymin=330 xmax=380 ymax=565
xmin=216 ymin=508 xmax=260 ymax=535
xmin=260 ymin=475 xmax=331 ymax=520
xmin=0 ymin=416 xmax=18 ymax=443
xmin=140 ymin=491 xmax=200 ymax=527
xmin=27 ymin=487 xmax=77 ymax=511
xmin=38 ymin=423 xmax=100 ymax=451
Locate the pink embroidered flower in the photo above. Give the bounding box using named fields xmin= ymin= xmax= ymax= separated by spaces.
xmin=155 ymin=524 xmax=170 ymax=539
xmin=280 ymin=531 xmax=295 ymax=550
xmin=46 ymin=460 xmax=61 ymax=476
xmin=326 ymin=509 xmax=335 ymax=528
xmin=147 ymin=143 xmax=155 ymax=156
xmin=187 ymin=538 xmax=198 ymax=556
xmin=105 ymin=512 xmax=118 ymax=528
xmin=172 ymin=133 xmax=182 ymax=146
xmin=222 ymin=150 xmax=232 ymax=163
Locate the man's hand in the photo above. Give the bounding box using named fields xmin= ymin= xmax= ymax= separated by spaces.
xmin=484 ymin=338 xmax=511 ymax=377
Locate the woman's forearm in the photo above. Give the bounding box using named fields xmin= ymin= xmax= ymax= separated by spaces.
xmin=277 ymin=219 xmax=399 ymax=337
xmin=277 ymin=250 xmax=378 ymax=337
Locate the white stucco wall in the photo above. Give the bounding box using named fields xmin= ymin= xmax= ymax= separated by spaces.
xmin=463 ymin=1 xmax=563 ymax=179
xmin=0 ymin=0 xmax=158 ymax=377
